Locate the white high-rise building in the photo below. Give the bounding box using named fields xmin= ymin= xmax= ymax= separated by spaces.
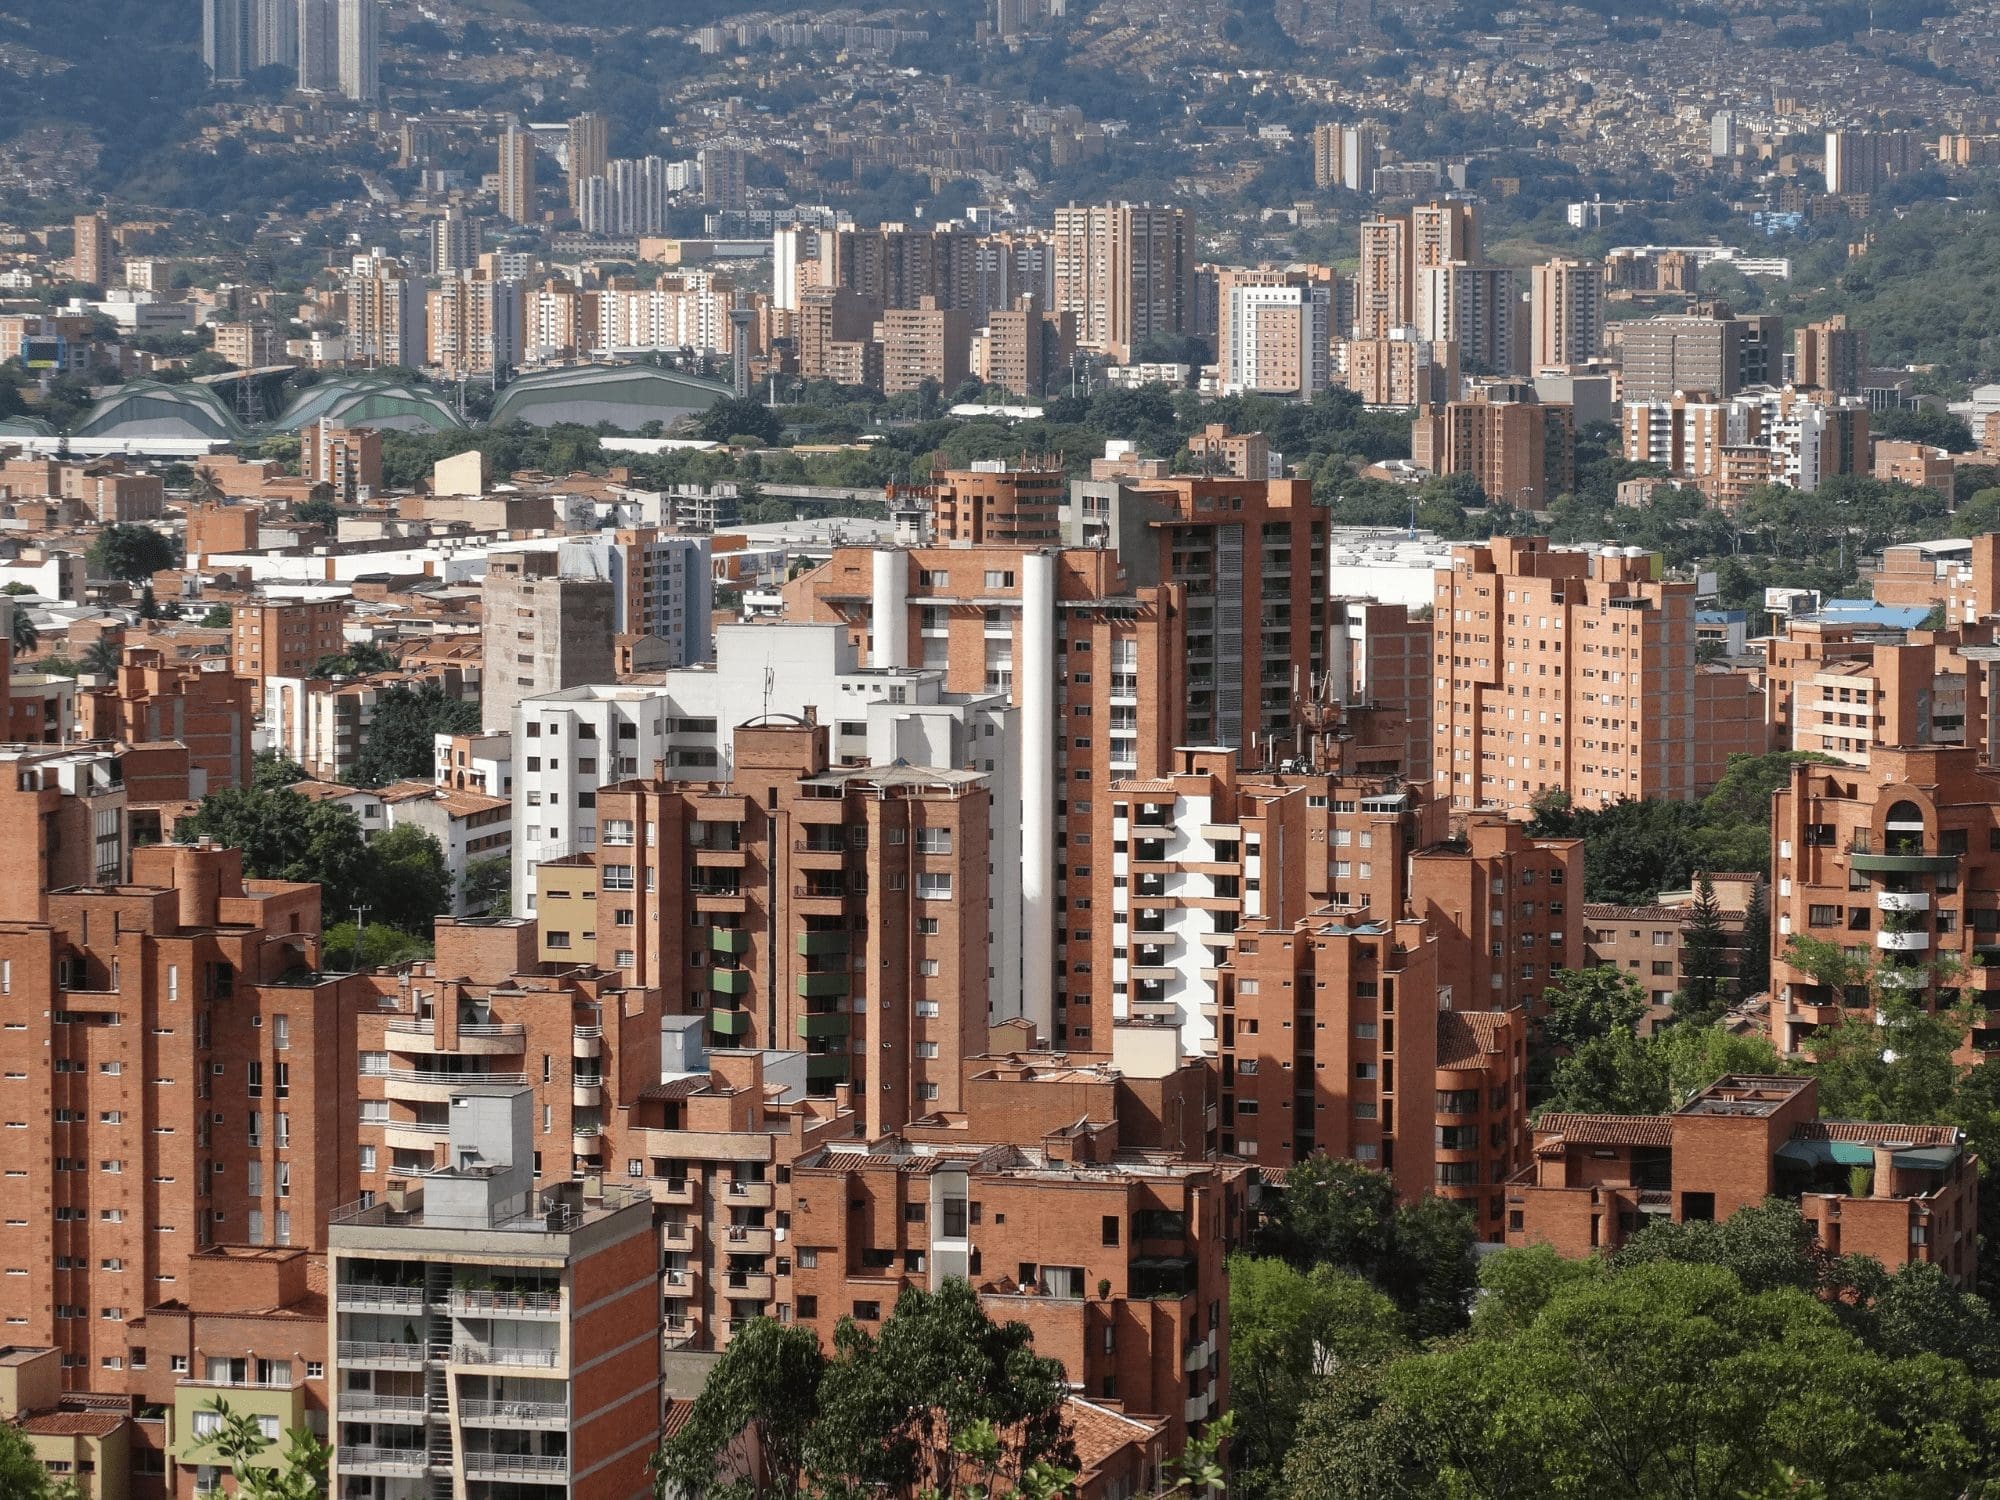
xmin=337 ymin=0 xmax=377 ymax=102
xmin=1710 ymin=110 xmax=1737 ymax=161
xmin=202 ymin=0 xmax=251 ymax=80
xmin=509 ymin=623 xmax=1025 ymax=1022
xmin=1222 ymin=281 xmax=1331 ymax=398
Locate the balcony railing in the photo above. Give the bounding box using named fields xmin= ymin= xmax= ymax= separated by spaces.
xmin=452 ymin=1344 xmax=560 ymax=1368
xmin=449 ymin=1289 xmax=562 ymax=1314
xmin=460 ymin=1399 xmax=567 ymax=1426
xmin=338 ymin=1393 xmax=425 ymax=1416
xmin=463 ymin=1452 xmax=568 ymax=1476
xmin=390 ymin=1070 xmax=529 ymax=1086
xmin=335 ymin=1284 xmax=427 ymax=1310
xmin=336 ymin=1341 xmax=424 ymax=1365
xmin=340 ymin=1447 xmax=427 ymax=1471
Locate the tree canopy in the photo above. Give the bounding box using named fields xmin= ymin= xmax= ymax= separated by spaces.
xmin=87 ymin=523 xmax=180 ymax=581
xmin=346 ymin=682 xmax=480 ymax=788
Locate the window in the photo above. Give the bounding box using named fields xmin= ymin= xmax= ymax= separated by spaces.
xmin=358 ymin=1052 xmax=387 ymax=1077
xmin=915 ymin=828 xmax=952 ymax=854
xmin=358 ymin=1145 xmax=376 ymax=1173
xmin=272 ymin=1014 xmax=289 ymax=1050
xmin=603 ymin=864 xmax=635 ymax=891
xmin=917 ymin=874 xmax=952 ymax=900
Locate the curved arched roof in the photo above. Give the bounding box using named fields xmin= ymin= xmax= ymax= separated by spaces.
xmin=0 ymin=416 xmax=56 ymax=438
xmin=272 ymin=375 xmax=465 ymax=434
xmin=487 ymin=363 xmax=731 ymax=432
xmin=71 ymin=381 xmax=249 ymax=442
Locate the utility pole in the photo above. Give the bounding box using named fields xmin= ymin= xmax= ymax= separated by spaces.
xmin=352 ymin=902 xmax=372 ymax=962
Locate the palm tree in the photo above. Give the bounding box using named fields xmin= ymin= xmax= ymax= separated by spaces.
xmin=8 ymin=605 xmax=36 ymax=657
xmin=190 ymin=465 xmax=225 ymax=504
xmin=80 ymin=639 xmax=123 ymax=678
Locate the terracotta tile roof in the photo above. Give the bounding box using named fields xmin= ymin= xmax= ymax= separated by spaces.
xmin=1533 ymin=1113 xmax=1674 ymax=1148
xmin=288 ymin=779 xmax=371 ymax=803
xmin=1436 ymin=1009 xmax=1510 ymax=1069
xmin=660 ymin=1398 xmax=696 ymax=1444
xmin=1582 ymin=903 xmax=1745 ymax=922
xmin=18 ymin=1410 xmax=127 ymax=1438
xmin=635 ymin=1077 xmax=713 ymax=1103
xmin=1064 ymin=1396 xmax=1167 ymax=1473
xmin=1796 ymin=1121 xmax=1963 ymax=1148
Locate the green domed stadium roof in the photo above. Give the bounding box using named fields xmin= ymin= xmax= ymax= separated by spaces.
xmin=487 ymin=363 xmax=731 ymax=431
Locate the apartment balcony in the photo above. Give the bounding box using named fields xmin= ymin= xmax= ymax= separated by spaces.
xmin=572 ymin=1076 xmax=604 ymax=1108
xmin=797 ymin=1011 xmax=850 ymax=1040
xmin=796 ymin=972 xmax=849 ymax=999
xmin=571 ymin=1124 xmax=604 ymax=1156
xmin=1878 ymin=930 xmax=1931 ymax=952
xmin=650 ymin=1176 xmax=700 ymax=1207
xmin=725 ymin=1224 xmax=776 ymax=1255
xmin=384 ymin=1069 xmax=528 ymax=1105
xmin=1877 ymin=966 xmax=1933 ymax=989
xmin=383 ymin=1019 xmax=527 ymax=1058
xmin=722 ymin=1270 xmax=775 ymax=1299
xmin=792 ymin=883 xmax=849 ymax=909
xmin=335 ymin=1283 xmax=427 ymax=1314
xmin=336 ymin=1341 xmax=425 ymax=1369
xmin=710 ymin=927 xmax=751 ymax=957
xmin=797 ymin=930 xmax=849 ymax=958
xmin=693 ymin=845 xmax=748 ymax=869
xmin=1847 ymin=841 xmax=1960 ymax=875
xmin=710 ymin=1006 xmax=752 ymax=1039
xmin=711 ymin=968 xmax=752 ymax=998
xmin=336 ymin=1393 xmax=425 ymax=1423
xmin=721 ymin=1178 xmax=775 ymax=1209
xmin=805 ymin=1054 xmax=849 ymax=1084
xmin=793 ymin=836 xmax=848 ymax=865
xmin=462 ymin=1451 xmax=568 ymax=1481
xmin=450 ymin=1344 xmax=560 ymax=1370
xmin=572 ymin=1024 xmax=602 ymax=1060
xmin=340 ymin=1446 xmax=428 ymax=1476
xmin=661 ymin=1268 xmax=698 ymax=1298
xmin=448 ymin=1289 xmax=563 ymax=1319
xmin=458 ymin=1400 xmax=568 ymax=1430
xmin=689 ymin=881 xmax=748 ymax=913
xmin=661 ymin=1221 xmax=697 ymax=1249
xmin=1877 ymin=891 xmax=1931 ymax=913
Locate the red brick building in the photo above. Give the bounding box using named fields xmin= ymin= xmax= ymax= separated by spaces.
xmin=1506 ymin=1075 xmax=1977 ymax=1285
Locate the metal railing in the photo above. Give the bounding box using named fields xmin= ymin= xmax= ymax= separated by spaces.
xmin=459 ymin=1399 xmax=567 ymax=1425
xmin=335 ymin=1284 xmax=427 ymax=1308
xmin=463 ymin=1452 xmax=567 ymax=1475
xmin=390 ymin=1070 xmax=529 ymax=1086
xmin=340 ymin=1446 xmax=426 ymax=1470
xmin=336 ymin=1341 xmax=424 ymax=1364
xmin=449 ymin=1289 xmax=562 ymax=1314
xmin=340 ymin=1393 xmax=426 ymax=1416
xmin=451 ymin=1344 xmax=559 ymax=1368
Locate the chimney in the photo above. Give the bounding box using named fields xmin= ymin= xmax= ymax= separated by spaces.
xmin=1872 ymin=1143 xmax=1897 ymax=1198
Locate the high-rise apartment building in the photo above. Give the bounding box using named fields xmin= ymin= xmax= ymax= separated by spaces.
xmin=566 ymin=111 xmax=609 ymax=210
xmin=344 ymin=253 xmax=425 ymax=367
xmin=1824 ymin=129 xmax=1917 ymax=195
xmin=1222 ymin=280 xmax=1331 ymax=397
xmin=1412 ymin=394 xmax=1574 ymax=505
xmin=427 ymin=270 xmax=524 ymax=378
xmin=498 ymin=123 xmax=537 ymax=225
xmin=202 ymin=0 xmax=252 ymax=80
xmin=1432 ymin=536 xmax=1760 ymax=815
xmin=336 ymin=0 xmax=376 ymax=102
xmin=697 ymin=145 xmax=746 ymax=211
xmin=1311 ymin=122 xmax=1385 ymax=192
xmin=1410 ymin=199 xmax=1481 ymax=268
xmin=553 ymin=527 xmax=714 ymax=668
xmin=1340 ymin=334 xmax=1457 ymax=406
xmin=975 ymin=295 xmax=1074 ymax=397
xmin=301 ymin=420 xmax=382 ymax=503
xmin=923 ymin=461 xmax=1065 ymax=546
xmin=1530 ymin=257 xmax=1605 ymax=372
xmin=479 ymin=552 xmax=617 ymax=734
xmin=327 ymin=1087 xmax=660 ymax=1500
xmin=1049 ymin=202 xmax=1195 ymax=362
xmin=1415 ymin=261 xmax=1524 ymax=377
xmin=1711 ymin=110 xmax=1738 ymax=160
xmin=878 ymin=297 xmax=972 ymax=394
xmin=1793 ymin=314 xmax=1868 ymax=396
xmin=71 ymin=214 xmax=111 ymax=291
xmin=1354 ymin=215 xmax=1411 ymax=338
xmin=1618 ymin=302 xmax=1783 ymax=402
xmin=1770 ymin=746 xmax=2000 ymax=1058
xmin=0 ymin=842 xmax=363 ymax=1381
xmin=296 ymin=0 xmax=339 ymax=90
xmin=430 ymin=205 xmax=479 ymax=276
xmin=250 ymin=0 xmax=297 ymax=70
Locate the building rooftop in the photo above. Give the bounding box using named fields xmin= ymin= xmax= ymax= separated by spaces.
xmin=1676 ymin=1074 xmax=1811 ymax=1117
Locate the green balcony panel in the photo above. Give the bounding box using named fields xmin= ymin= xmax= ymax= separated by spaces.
xmin=805 ymin=1054 xmax=850 ymax=1082
xmin=710 ymin=1007 xmax=751 ymax=1037
xmin=796 ymin=972 xmax=850 ymax=999
xmin=797 ymin=1011 xmax=851 ymax=1039
xmin=1849 ymin=852 xmax=1960 ymax=874
xmin=710 ymin=927 xmax=751 ymax=955
xmin=711 ymin=968 xmax=752 ymax=997
xmin=797 ymin=930 xmax=850 ymax=957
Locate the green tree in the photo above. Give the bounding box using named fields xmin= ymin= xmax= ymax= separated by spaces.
xmin=1252 ymin=1155 xmax=1477 ymax=1339
xmin=806 ymin=1279 xmax=1073 ymax=1497
xmin=251 ymin=749 xmax=307 ymax=791
xmin=87 ymin=523 xmax=179 ymax=581
xmin=696 ymin=396 xmax=784 ymax=446
xmin=653 ymin=1316 xmax=825 ymax=1500
xmin=8 ymin=603 xmax=37 ymax=656
xmin=1806 ymin=996 xmax=1969 ymax=1124
xmin=1540 ymin=965 xmax=1648 ymax=1051
xmin=1612 ymin=1198 xmax=1829 ymax=1296
xmin=369 ymin=824 xmax=453 ymax=933
xmin=1738 ymin=877 xmax=1771 ymax=997
xmin=293 ymin=497 xmax=340 ymax=528
xmin=322 ymin=920 xmax=432 ymax=971
xmin=177 ymin=787 xmax=376 ymax=922
xmin=80 ymin=638 xmax=123 ymax=677
xmin=189 ymin=1396 xmax=331 ymax=1500
xmin=200 ymin=603 xmax=234 ymax=629
xmin=347 ymin=683 xmax=479 ymax=788
xmin=0 ymin=1416 xmax=65 ymax=1498
xmin=1228 ymin=1255 xmax=1403 ymax=1495
xmin=461 ymin=854 xmax=511 ymax=917
xmin=1467 ymin=1243 xmax=1602 ymax=1339
xmin=1673 ymin=876 xmax=1730 ymax=1027
xmin=312 ymin=642 xmax=396 ymax=677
